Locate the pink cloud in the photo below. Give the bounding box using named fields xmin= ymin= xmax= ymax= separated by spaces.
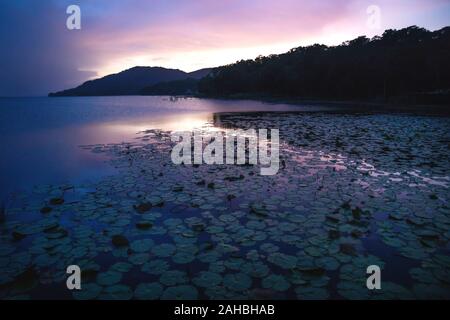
xmin=2 ymin=0 xmax=447 ymax=95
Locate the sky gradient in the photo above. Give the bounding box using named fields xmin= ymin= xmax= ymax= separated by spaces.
xmin=1 ymin=0 xmax=449 ymax=96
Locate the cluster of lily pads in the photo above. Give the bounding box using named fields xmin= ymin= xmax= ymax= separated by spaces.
xmin=0 ymin=111 xmax=449 ymax=300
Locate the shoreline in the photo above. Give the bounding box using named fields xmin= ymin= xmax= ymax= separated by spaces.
xmin=193 ymin=93 xmax=450 ymax=116
xmin=45 ymin=93 xmax=450 ymax=116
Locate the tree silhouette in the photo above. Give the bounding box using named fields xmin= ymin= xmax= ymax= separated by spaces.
xmin=199 ymin=26 xmax=450 ymax=105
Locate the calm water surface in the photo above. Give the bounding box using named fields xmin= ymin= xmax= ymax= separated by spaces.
xmin=0 ymin=96 xmax=324 ymax=200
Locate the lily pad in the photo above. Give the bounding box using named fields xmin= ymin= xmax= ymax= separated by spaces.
xmin=151 ymin=243 xmax=176 ymax=257
xmin=192 ymin=271 xmax=222 ymax=287
xmin=224 ymin=273 xmax=252 ymax=292
xmin=141 ymin=259 xmax=169 ymax=275
xmin=295 ymin=286 xmax=329 ymax=300
xmin=99 ymin=284 xmax=133 ymax=300
xmin=130 ymin=239 xmax=154 ymax=253
xmin=72 ymin=283 xmax=102 ymax=300
xmin=241 ymin=261 xmax=270 ymax=278
xmin=262 ymin=274 xmax=291 ymax=291
xmin=96 ymin=271 xmax=122 ymax=286
xmin=134 ymin=283 xmax=163 ymax=300
xmin=110 ymin=262 xmax=133 ymax=273
xmin=268 ymin=252 xmax=298 ymax=269
xmin=161 ymin=285 xmax=198 ymax=300
xmin=128 ymin=253 xmax=150 ymax=265
xmin=172 ymin=251 xmax=195 ymax=264
xmin=160 ymin=270 xmax=188 ymax=286
xmin=315 ymin=256 xmax=340 ymax=271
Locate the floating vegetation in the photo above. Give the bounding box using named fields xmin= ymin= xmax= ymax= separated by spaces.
xmin=224 ymin=273 xmax=252 ymax=292
xmin=262 ymin=274 xmax=291 ymax=291
xmin=193 ymin=272 xmax=222 ymax=288
xmin=160 ymin=270 xmax=188 ymax=286
xmin=134 ymin=283 xmax=163 ymax=300
xmin=99 ymin=284 xmax=133 ymax=300
xmin=130 ymin=239 xmax=154 ymax=253
xmin=0 ymin=112 xmax=449 ymax=300
xmin=73 ymin=283 xmax=102 ymax=300
xmin=161 ymin=285 xmax=198 ymax=300
xmin=152 ymin=243 xmax=176 ymax=257
xmin=96 ymin=271 xmax=122 ymax=286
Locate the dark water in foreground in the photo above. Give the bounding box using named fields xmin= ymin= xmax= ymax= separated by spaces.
xmin=0 ymin=96 xmax=449 ymax=300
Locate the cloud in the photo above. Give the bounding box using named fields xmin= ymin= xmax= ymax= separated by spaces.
xmin=0 ymin=1 xmax=96 ymax=95
xmin=0 ymin=0 xmax=448 ymax=96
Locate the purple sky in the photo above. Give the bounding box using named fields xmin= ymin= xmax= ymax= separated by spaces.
xmin=1 ymin=0 xmax=449 ymax=96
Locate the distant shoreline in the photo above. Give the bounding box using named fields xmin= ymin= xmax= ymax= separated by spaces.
xmin=193 ymin=93 xmax=450 ymax=115
xmin=44 ymin=92 xmax=450 ymax=116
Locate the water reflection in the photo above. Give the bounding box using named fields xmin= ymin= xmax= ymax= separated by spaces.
xmin=358 ymin=161 xmax=449 ymax=188
xmin=0 ymin=96 xmax=324 ymax=199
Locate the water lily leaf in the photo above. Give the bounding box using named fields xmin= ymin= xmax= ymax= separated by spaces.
xmin=241 ymin=261 xmax=269 ymax=278
xmin=224 ymin=273 xmax=252 ymax=291
xmin=151 ymin=243 xmax=176 ymax=257
xmin=398 ymin=246 xmax=427 ymax=260
xmin=193 ymin=271 xmax=222 ymax=287
xmin=110 ymin=262 xmax=133 ymax=273
xmin=160 ymin=270 xmax=188 ymax=286
xmin=130 ymin=239 xmax=154 ymax=253
xmin=296 ymin=286 xmax=329 ymax=300
xmin=198 ymin=251 xmax=221 ymax=263
xmin=161 ymin=285 xmax=198 ymax=300
xmin=134 ymin=283 xmax=163 ymax=300
xmin=172 ymin=251 xmax=195 ymax=264
xmin=206 ymin=226 xmax=224 ymax=234
xmin=141 ymin=259 xmax=169 ymax=275
xmin=373 ymin=282 xmax=414 ymax=299
xmin=147 ymin=196 xmax=164 ymax=207
xmin=99 ymin=284 xmax=133 ymax=300
xmin=246 ymin=220 xmax=266 ymax=230
xmin=218 ymin=214 xmax=236 ymax=223
xmin=304 ymin=246 xmax=324 ymax=257
xmin=260 ymin=243 xmax=279 ymax=253
xmin=204 ymin=286 xmax=229 ymax=299
xmin=96 ymin=271 xmax=122 ymax=286
xmin=224 ymin=257 xmax=245 ymax=270
xmin=73 ymin=283 xmax=102 ymax=300
xmin=164 ymin=218 xmax=182 ymax=227
xmin=315 ymin=256 xmax=340 ymax=271
xmin=268 ymin=252 xmax=298 ymax=269
xmin=128 ymin=253 xmax=150 ymax=265
xmin=262 ymin=274 xmax=291 ymax=291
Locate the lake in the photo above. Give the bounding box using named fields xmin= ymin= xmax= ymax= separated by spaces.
xmin=0 ymin=96 xmax=449 ymax=300
xmin=0 ymin=96 xmax=323 ymax=201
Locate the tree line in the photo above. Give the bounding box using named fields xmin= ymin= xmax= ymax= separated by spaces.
xmin=198 ymin=26 xmax=450 ymax=104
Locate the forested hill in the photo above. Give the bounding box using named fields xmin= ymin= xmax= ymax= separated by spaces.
xmin=49 ymin=67 xmax=211 ymax=96
xmin=198 ymin=26 xmax=450 ymax=104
